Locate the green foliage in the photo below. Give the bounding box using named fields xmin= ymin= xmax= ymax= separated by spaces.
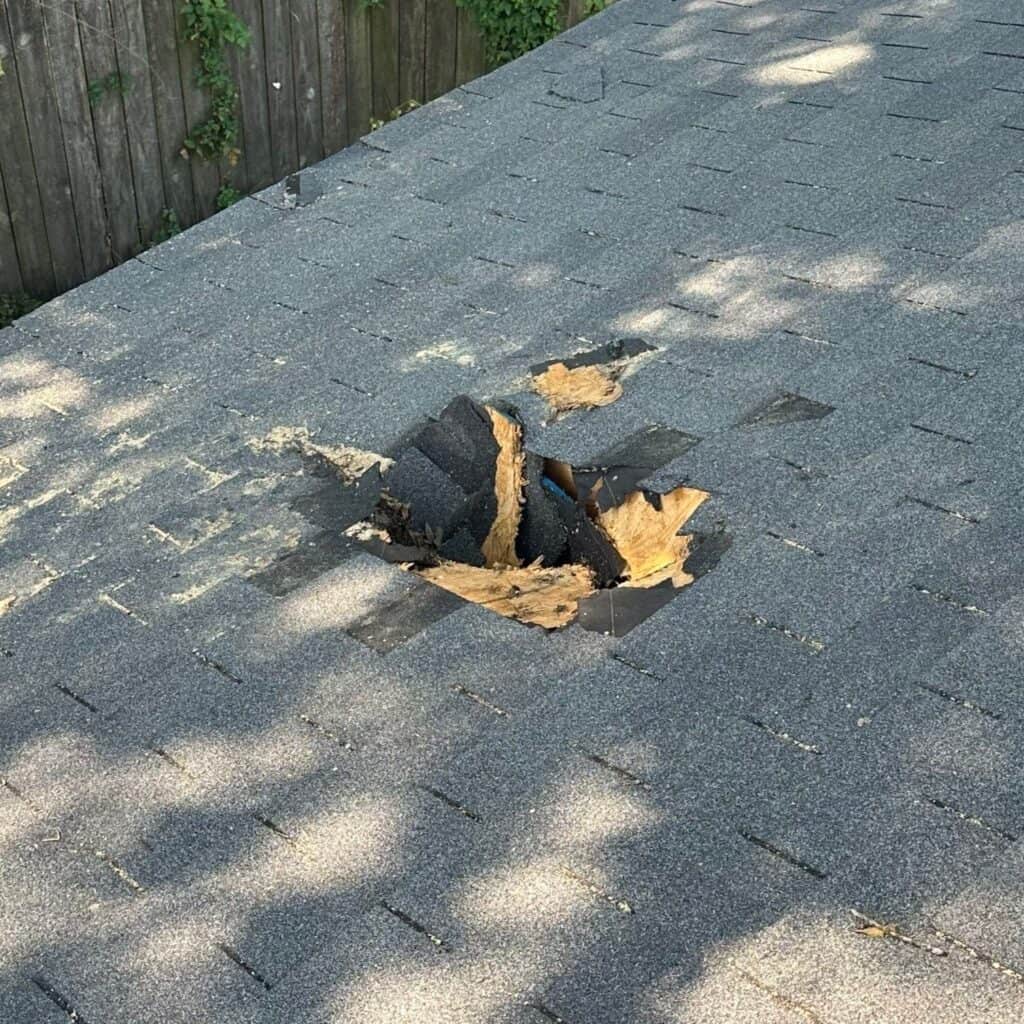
xmin=456 ymin=0 xmax=563 ymax=66
xmin=179 ymin=0 xmax=250 ymax=163
xmin=152 ymin=208 xmax=182 ymax=245
xmin=87 ymin=71 xmax=133 ymax=106
xmin=369 ymin=98 xmax=420 ymax=132
xmin=0 ymin=292 xmax=40 ymax=329
xmin=216 ymin=183 xmax=243 ymax=210
xmin=583 ymin=0 xmax=610 ymax=12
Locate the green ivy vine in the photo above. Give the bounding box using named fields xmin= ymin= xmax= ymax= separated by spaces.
xmin=456 ymin=0 xmax=613 ymax=68
xmin=152 ymin=208 xmax=183 ymax=245
xmin=179 ymin=0 xmax=251 ymax=164
xmin=455 ymin=0 xmax=563 ymax=67
xmin=0 ymin=292 xmax=40 ymax=329
xmin=369 ymin=98 xmax=420 ymax=132
xmin=87 ymin=71 xmax=133 ymax=107
xmin=216 ymin=183 xmax=243 ymax=210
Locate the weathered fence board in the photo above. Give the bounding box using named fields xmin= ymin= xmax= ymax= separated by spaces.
xmin=344 ymin=0 xmax=373 ymax=142
xmin=82 ymin=0 xmax=147 ymax=258
xmin=456 ymin=6 xmax=485 ymax=88
xmin=261 ymin=0 xmax=298 ymax=181
xmin=318 ymin=0 xmax=348 ymax=154
xmin=0 ymin=165 xmax=23 ymax=295
xmin=231 ymin=0 xmax=271 ymax=192
xmin=42 ymin=0 xmax=117 ymax=278
xmin=424 ymin=0 xmax=458 ymax=101
xmin=146 ymin=0 xmax=198 ymax=226
xmin=0 ymin=0 xmax=605 ymax=302
xmin=177 ymin=6 xmax=224 ymax=220
xmin=8 ymin=0 xmax=83 ymax=292
xmin=398 ymin=0 xmax=425 ymax=107
xmin=371 ymin=0 xmax=400 ymax=122
xmin=119 ymin=0 xmax=169 ymax=246
xmin=291 ymin=0 xmax=323 ymax=169
xmin=0 ymin=0 xmax=56 ymax=295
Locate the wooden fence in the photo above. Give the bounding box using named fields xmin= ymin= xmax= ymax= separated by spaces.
xmin=0 ymin=0 xmax=594 ymax=301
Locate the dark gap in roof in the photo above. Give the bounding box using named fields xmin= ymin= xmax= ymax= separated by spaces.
xmin=336 ymin=396 xmax=725 ymax=635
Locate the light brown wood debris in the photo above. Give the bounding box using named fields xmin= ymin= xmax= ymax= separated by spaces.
xmin=480 ymin=407 xmax=525 ymax=568
xmin=532 ymin=362 xmax=623 ymax=413
xmin=250 ymin=425 xmax=391 ymax=481
xmin=596 ymin=485 xmax=709 ymax=588
xmin=417 ymin=560 xmax=596 ymax=629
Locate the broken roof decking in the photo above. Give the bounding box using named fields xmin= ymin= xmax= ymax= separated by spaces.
xmin=4 ymin=0 xmax=1024 ymax=1020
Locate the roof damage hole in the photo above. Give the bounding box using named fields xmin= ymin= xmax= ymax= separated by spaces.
xmin=342 ymin=395 xmax=727 ymax=636
xmin=531 ymin=338 xmax=656 ymax=419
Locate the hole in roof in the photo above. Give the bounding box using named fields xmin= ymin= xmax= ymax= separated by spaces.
xmin=342 ymin=396 xmax=730 ymax=637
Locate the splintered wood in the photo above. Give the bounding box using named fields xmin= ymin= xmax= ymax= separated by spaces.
xmin=250 ymin=426 xmax=390 ymax=481
xmin=480 ymin=408 xmax=525 ymax=568
xmin=596 ymin=485 xmax=709 ymax=588
xmin=341 ymin=392 xmax=723 ymax=634
xmin=417 ymin=561 xmax=596 ymax=629
xmin=532 ymin=362 xmax=623 ymax=413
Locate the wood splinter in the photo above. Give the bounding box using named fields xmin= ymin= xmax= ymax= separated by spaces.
xmin=344 ymin=394 xmax=723 ymax=634
xmin=596 ymin=485 xmax=709 ymax=588
xmin=480 ymin=407 xmax=525 ymax=568
xmin=417 ymin=560 xmax=596 ymax=629
xmin=532 ymin=362 xmax=623 ymax=414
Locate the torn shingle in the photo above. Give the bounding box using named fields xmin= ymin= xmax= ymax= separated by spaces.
xmin=341 ymin=397 xmax=715 ymax=633
xmin=384 ymin=447 xmax=470 ymax=535
xmin=530 ymin=337 xmax=656 ymax=376
xmin=518 ymin=452 xmax=570 ymax=567
xmin=530 ymin=337 xmax=657 ymax=417
xmin=549 ymin=67 xmax=606 ymax=103
xmin=415 ymin=395 xmax=500 ymax=494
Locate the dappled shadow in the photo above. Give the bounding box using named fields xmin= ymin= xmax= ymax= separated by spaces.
xmin=4 ymin=0 xmax=1024 ymax=1020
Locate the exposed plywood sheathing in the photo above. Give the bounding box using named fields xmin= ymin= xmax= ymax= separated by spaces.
xmin=417 ymin=560 xmax=597 ymax=629
xmin=342 ymin=394 xmax=720 ymax=632
xmin=596 ymin=485 xmax=709 ymax=588
xmin=480 ymin=408 xmax=525 ymax=568
xmin=532 ymin=362 xmax=623 ymax=413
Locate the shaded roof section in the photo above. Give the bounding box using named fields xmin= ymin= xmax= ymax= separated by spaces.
xmin=4 ymin=1 xmax=1024 ymax=1022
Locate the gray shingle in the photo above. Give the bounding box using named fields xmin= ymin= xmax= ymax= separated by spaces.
xmin=7 ymin=0 xmax=1024 ymax=1019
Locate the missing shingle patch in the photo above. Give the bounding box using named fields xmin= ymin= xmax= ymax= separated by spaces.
xmin=248 ymin=530 xmax=354 ymax=596
xmin=341 ymin=396 xmax=722 ymax=635
xmin=531 ymin=337 xmax=656 ymax=418
xmin=533 ymin=362 xmax=623 ymax=415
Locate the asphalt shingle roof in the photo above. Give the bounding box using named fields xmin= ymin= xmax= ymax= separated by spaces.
xmin=3 ymin=0 xmax=1024 ymax=1020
